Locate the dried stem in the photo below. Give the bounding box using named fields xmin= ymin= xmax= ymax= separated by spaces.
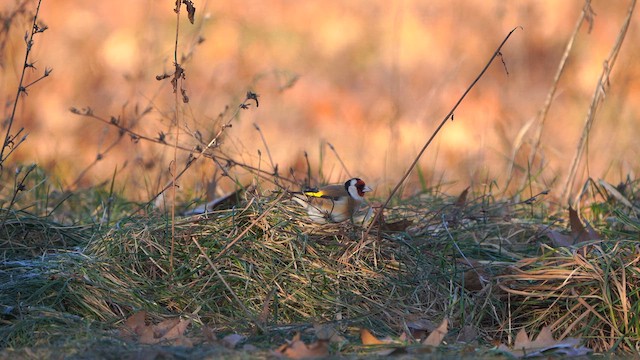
xmin=561 ymin=0 xmax=636 ymax=205
xmin=1 ymin=0 xmax=49 ymax=173
xmin=509 ymin=1 xmax=594 ymax=192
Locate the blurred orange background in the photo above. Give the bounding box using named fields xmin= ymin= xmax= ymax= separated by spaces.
xmin=1 ymin=1 xmax=639 ymax=205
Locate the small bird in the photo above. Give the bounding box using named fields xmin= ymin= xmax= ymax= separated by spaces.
xmin=292 ymin=178 xmax=373 ymax=224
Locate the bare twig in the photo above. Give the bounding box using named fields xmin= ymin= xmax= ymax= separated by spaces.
xmin=561 ymin=0 xmax=636 ymax=205
xmin=254 ymin=123 xmax=276 ymax=172
xmin=1 ymin=0 xmax=50 ymax=174
xmin=364 ymin=27 xmax=522 ymax=236
xmin=327 ymin=142 xmax=352 ymax=179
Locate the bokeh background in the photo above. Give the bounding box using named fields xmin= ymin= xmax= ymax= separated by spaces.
xmin=1 ymin=0 xmax=638 ymax=205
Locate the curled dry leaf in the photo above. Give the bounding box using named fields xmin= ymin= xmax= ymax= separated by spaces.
xmin=183 ymin=0 xmax=196 ymax=24
xmin=274 ymin=333 xmax=329 ymax=359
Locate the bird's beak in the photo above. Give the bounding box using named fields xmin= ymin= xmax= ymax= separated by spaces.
xmin=363 ymin=185 xmax=373 ymax=193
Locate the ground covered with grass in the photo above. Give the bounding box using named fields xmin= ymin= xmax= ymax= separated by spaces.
xmin=1 ymin=177 xmax=639 ymax=358
xmin=2 ymin=1 xmax=639 ymax=358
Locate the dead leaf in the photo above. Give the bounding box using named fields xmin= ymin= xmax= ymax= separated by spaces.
xmin=382 ymin=219 xmax=414 ymax=232
xmin=360 ymin=328 xmax=387 ymax=345
xmin=457 ymin=259 xmax=489 ymax=291
xmin=138 ymin=323 xmax=157 ymax=344
xmin=153 ymin=318 xmax=181 ymax=338
xmin=183 ymin=0 xmax=196 ymax=24
xmin=513 ymin=328 xmax=530 ymax=348
xmin=313 ymin=323 xmax=345 ymax=343
xmin=599 ymin=179 xmax=639 ymax=211
xmin=274 ymin=333 xmax=329 ymax=359
xmin=547 ymin=207 xmax=600 ymax=247
xmin=498 ymin=326 xmax=592 ymax=358
xmin=546 ymin=229 xmax=574 ymax=248
xmin=120 ymin=311 xmax=147 ymax=338
xmin=120 ymin=312 xmax=192 ymax=347
xmin=422 ymin=318 xmax=448 ymax=347
xmin=448 ymin=186 xmax=470 ymax=226
xmin=406 ymin=318 xmax=437 ymax=340
xmin=140 ymin=317 xmax=192 ymax=346
xmin=569 ymin=206 xmax=600 ymax=243
xmin=359 ymin=329 xmax=403 ymax=356
xmin=455 ymin=187 xmax=470 ymax=208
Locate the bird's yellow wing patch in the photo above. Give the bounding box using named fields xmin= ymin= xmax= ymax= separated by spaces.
xmin=303 ymin=190 xmax=326 ymax=198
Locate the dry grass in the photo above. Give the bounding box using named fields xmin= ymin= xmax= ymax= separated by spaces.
xmin=2 ymin=0 xmax=640 ymax=357
xmin=0 ymin=181 xmax=538 ymax=346
xmin=1 ymin=174 xmax=640 ymax=356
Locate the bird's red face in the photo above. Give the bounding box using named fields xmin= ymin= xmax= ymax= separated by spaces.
xmin=345 ymin=178 xmax=372 ymax=200
xmin=354 ymin=179 xmax=372 ymax=197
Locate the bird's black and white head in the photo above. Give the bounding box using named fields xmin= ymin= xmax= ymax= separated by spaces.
xmin=344 ymin=178 xmax=372 ymax=202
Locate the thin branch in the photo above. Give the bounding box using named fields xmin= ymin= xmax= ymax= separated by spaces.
xmin=364 ymin=27 xmax=522 ymax=236
xmin=327 ymin=142 xmax=352 ymax=179
xmin=1 ymin=0 xmax=46 ymax=173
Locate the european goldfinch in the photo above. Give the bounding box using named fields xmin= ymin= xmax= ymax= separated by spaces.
xmin=292 ymin=178 xmax=373 ymax=224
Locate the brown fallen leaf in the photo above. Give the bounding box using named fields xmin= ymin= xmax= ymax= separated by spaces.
xmin=448 ymin=187 xmax=471 ymax=227
xmin=545 ymin=229 xmax=574 ymax=248
xmin=422 ymin=318 xmax=448 ymax=347
xmin=360 ymin=328 xmax=387 ymax=345
xmin=455 ymin=187 xmax=470 ymax=208
xmin=569 ymin=206 xmax=601 ymax=243
xmin=498 ymin=326 xmax=591 ymax=358
xmin=140 ymin=317 xmax=192 ymax=346
xmin=152 ymin=318 xmax=181 ymax=338
xmin=547 ymin=207 xmax=601 ymax=247
xmin=120 ymin=312 xmax=192 ymax=347
xmin=120 ymin=311 xmax=147 ymax=339
xmin=313 ymin=323 xmax=346 ymax=343
xmin=274 ymin=333 xmax=329 ymax=359
xmin=406 ymin=318 xmax=438 ymax=341
xmin=359 ymin=329 xmax=404 ymax=356
xmin=382 ymin=219 xmax=414 ymax=232
xmin=457 ymin=258 xmax=489 ymax=291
